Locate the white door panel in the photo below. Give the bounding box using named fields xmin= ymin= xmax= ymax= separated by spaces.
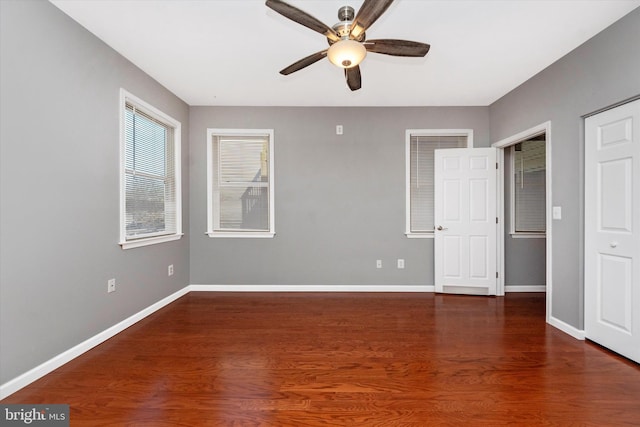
xmin=435 ymin=147 xmax=497 ymax=295
xmin=585 ymin=98 xmax=640 ymax=363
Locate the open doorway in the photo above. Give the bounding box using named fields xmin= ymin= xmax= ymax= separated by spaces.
xmin=493 ymin=121 xmax=552 ymax=322
xmin=504 ymin=134 xmax=546 ymax=291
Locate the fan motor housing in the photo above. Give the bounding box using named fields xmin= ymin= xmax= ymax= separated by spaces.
xmin=328 ymin=5 xmax=365 ymax=45
xmin=329 ymin=25 xmax=365 ymax=43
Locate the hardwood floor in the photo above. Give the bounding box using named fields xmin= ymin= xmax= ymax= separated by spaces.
xmin=3 ymin=292 xmax=640 ymax=426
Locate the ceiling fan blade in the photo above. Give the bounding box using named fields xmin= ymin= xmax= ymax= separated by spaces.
xmin=364 ymin=39 xmax=430 ymax=57
xmin=350 ymin=0 xmax=395 ymax=40
xmin=279 ymin=50 xmax=328 ymax=75
xmin=345 ymin=66 xmax=362 ymax=91
xmin=266 ymin=0 xmax=340 ymax=42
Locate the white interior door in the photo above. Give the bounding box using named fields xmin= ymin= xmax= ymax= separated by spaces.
xmin=434 ymin=147 xmax=497 ymax=295
xmin=585 ymin=99 xmax=640 ymax=363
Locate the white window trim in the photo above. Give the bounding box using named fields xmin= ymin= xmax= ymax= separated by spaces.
xmin=405 ymin=129 xmax=473 ymax=238
xmin=509 ymin=137 xmax=546 ymax=239
xmin=510 ymin=233 xmax=546 ymax=239
xmin=206 ymin=128 xmax=275 ymax=238
xmin=119 ymin=89 xmax=183 ymax=250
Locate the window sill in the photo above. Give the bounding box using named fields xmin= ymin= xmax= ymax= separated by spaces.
xmin=207 ymin=231 xmax=275 ymax=239
xmin=509 ymin=233 xmax=546 ymax=239
xmin=405 ymin=233 xmax=434 ymax=239
xmin=120 ymin=233 xmax=183 ymax=250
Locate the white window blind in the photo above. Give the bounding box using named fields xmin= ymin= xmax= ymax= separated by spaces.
xmin=512 ymin=138 xmax=546 ymax=233
xmin=208 ymin=130 xmax=274 ymax=237
xmin=120 ymin=90 xmax=181 ymax=248
xmin=409 ymin=134 xmax=467 ymax=233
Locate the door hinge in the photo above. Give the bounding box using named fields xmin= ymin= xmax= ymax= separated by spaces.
xmin=496 ymin=272 xmax=499 ymax=278
xmin=496 ymin=217 xmax=499 ymax=224
xmin=496 ymin=162 xmax=499 ymax=169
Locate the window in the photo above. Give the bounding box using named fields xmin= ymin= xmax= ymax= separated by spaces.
xmin=119 ymin=89 xmax=182 ymax=249
xmin=511 ymin=135 xmax=546 ymax=236
xmin=406 ymin=130 xmax=471 ymax=237
xmin=207 ymin=129 xmax=274 ymax=238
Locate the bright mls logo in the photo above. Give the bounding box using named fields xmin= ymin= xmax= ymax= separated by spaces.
xmin=1 ymin=405 xmax=69 ymax=426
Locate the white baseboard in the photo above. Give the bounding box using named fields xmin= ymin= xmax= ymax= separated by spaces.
xmin=505 ymin=285 xmax=546 ymax=292
xmin=0 ymin=286 xmax=190 ymax=400
xmin=189 ymin=284 xmax=436 ymax=293
xmin=548 ymin=315 xmax=585 ymax=340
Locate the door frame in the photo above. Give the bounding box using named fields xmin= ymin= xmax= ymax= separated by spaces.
xmin=492 ymin=121 xmax=552 ymax=323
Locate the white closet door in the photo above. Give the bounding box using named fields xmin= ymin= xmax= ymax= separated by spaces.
xmin=585 ymin=99 xmax=640 ymax=363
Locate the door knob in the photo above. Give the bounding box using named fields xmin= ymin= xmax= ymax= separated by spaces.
xmin=436 ymin=225 xmax=448 ymax=231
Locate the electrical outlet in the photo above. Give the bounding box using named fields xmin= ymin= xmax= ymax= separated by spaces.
xmin=376 ymin=260 xmax=382 ymax=269
xmin=336 ymin=125 xmax=343 ymax=135
xmin=168 ymin=264 xmax=174 ymax=276
xmin=107 ymin=278 xmax=116 ymax=293
xmin=397 ymin=259 xmax=405 ymax=269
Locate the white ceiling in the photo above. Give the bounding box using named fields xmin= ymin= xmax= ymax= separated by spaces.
xmin=50 ymin=0 xmax=639 ymax=107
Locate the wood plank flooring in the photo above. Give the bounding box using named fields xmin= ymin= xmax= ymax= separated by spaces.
xmin=3 ymin=292 xmax=640 ymax=426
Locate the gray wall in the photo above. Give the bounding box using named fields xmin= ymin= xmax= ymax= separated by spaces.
xmin=190 ymin=106 xmax=490 ymax=287
xmin=490 ymin=8 xmax=640 ymax=327
xmin=0 ymin=1 xmax=190 ymax=384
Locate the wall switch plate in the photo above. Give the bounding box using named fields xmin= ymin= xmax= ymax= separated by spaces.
xmin=336 ymin=125 xmax=343 ymax=135
xmin=376 ymin=260 xmax=382 ymax=269
xmin=168 ymin=264 xmax=174 ymax=276
xmin=553 ymin=206 xmax=562 ymax=220
xmin=397 ymin=259 xmax=405 ymax=269
xmin=107 ymin=278 xmax=116 ymax=293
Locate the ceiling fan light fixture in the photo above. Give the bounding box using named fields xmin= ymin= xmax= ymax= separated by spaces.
xmin=266 ymin=0 xmax=430 ymax=90
xmin=327 ymin=39 xmax=367 ymax=69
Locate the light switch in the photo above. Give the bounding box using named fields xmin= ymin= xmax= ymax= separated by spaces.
xmin=553 ymin=206 xmax=562 ymax=220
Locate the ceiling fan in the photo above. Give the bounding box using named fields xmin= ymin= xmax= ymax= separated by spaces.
xmin=265 ymin=0 xmax=430 ymax=91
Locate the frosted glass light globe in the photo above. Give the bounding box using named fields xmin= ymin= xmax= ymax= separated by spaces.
xmin=327 ymin=40 xmax=367 ymax=68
